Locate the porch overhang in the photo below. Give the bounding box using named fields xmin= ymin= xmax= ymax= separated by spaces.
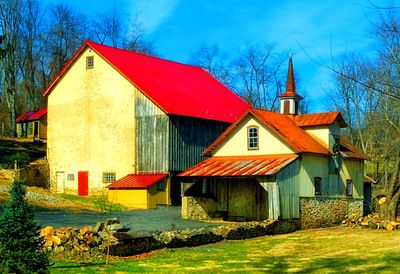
xmin=178 ymin=154 xmax=298 ymax=177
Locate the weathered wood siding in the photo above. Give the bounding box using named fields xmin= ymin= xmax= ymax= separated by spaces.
xmin=276 ymin=160 xmax=300 ymax=218
xmin=135 ymin=91 xmax=169 ymax=173
xmin=168 ymin=115 xmax=228 ymax=171
xmin=298 ymin=154 xmax=329 ymax=197
xmin=340 ymin=158 xmax=364 ymax=198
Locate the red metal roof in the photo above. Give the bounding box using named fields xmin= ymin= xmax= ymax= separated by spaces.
xmin=292 ymin=112 xmax=347 ymax=128
xmin=106 ymin=174 xmax=168 ymax=189
xmin=178 ymin=154 xmax=298 ymax=177
xmin=16 ymin=108 xmax=47 ymax=122
xmin=43 ymin=41 xmax=250 ymax=123
xmin=202 ymin=109 xmax=330 ymax=156
xmin=340 ymin=136 xmax=371 ymax=160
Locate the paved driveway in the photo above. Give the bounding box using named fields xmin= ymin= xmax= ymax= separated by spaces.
xmin=34 ymin=206 xmax=220 ymax=236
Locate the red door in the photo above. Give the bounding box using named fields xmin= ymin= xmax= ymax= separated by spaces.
xmin=78 ymin=171 xmax=88 ymax=196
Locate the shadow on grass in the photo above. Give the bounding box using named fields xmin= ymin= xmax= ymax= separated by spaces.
xmin=51 ymin=262 xmax=106 ymax=269
xmin=254 ymin=253 xmax=400 ymax=273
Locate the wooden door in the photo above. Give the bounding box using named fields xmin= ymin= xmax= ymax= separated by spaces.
xmin=78 ymin=171 xmax=88 ymax=196
xmin=56 ymin=171 xmax=65 ymax=194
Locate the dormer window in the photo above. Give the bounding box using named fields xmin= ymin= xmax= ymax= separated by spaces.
xmin=248 ymin=126 xmax=259 ymax=150
xmin=86 ymin=56 xmax=94 ymax=69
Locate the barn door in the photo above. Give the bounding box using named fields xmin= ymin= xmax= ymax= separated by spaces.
xmin=56 ymin=171 xmax=65 ymax=194
xmin=259 ymin=182 xmax=280 ymax=220
xmin=78 ymin=171 xmax=88 ymax=196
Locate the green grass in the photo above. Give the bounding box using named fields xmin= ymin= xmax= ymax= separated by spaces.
xmin=59 ymin=193 xmax=127 ymax=212
xmin=50 ymin=226 xmax=400 ymax=273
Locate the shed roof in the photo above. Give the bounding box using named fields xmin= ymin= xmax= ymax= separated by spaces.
xmin=364 ymin=175 xmax=376 ymax=184
xmin=106 ymin=174 xmax=168 ymax=189
xmin=292 ymin=112 xmax=347 ymax=128
xmin=42 ymin=41 xmax=250 ymax=123
xmin=202 ymin=109 xmax=330 ymax=156
xmin=16 ymin=108 xmax=47 ymax=122
xmin=339 ymin=136 xmax=371 ymax=160
xmin=178 ymin=154 xmax=298 ymax=177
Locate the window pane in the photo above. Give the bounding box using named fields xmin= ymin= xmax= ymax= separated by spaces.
xmin=86 ymin=56 xmax=94 ymax=69
xmin=248 ymin=127 xmax=258 ymax=149
xmin=103 ymin=173 xmax=116 ymax=183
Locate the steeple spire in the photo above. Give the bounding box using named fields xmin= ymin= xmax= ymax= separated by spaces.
xmin=279 ymin=56 xmax=303 ymax=115
xmin=285 ymin=56 xmax=296 ymax=95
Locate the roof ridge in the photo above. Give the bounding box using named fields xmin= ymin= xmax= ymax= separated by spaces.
xmin=86 ymin=40 xmax=205 ymax=70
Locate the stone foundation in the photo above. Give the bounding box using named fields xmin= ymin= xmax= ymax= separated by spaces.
xmin=300 ymin=197 xmax=363 ymax=229
xmin=182 ymin=196 xmax=218 ymax=220
xmin=109 ymin=219 xmax=300 ymax=256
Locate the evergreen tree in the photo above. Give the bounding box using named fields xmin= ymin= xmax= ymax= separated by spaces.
xmin=0 ymin=180 xmax=50 ymax=273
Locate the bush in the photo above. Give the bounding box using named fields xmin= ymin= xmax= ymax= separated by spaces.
xmin=1 ymin=152 xmax=30 ymax=169
xmin=0 ymin=180 xmax=50 ymax=273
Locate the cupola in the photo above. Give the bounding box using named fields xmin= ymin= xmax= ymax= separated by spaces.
xmin=279 ymin=56 xmax=303 ymax=115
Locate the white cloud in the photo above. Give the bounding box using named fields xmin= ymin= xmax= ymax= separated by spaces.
xmin=129 ymin=0 xmax=179 ymax=33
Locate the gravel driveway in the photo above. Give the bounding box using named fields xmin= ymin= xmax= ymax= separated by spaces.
xmin=34 ymin=206 xmax=220 ymax=236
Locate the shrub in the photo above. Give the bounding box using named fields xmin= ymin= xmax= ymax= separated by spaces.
xmin=0 ymin=180 xmax=50 ymax=273
xmin=1 ymin=152 xmax=30 ymax=169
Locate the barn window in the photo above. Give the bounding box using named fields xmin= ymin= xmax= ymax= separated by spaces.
xmin=86 ymin=56 xmax=94 ymax=69
xmin=248 ymin=126 xmax=259 ymax=150
xmin=346 ymin=180 xmax=353 ymax=196
xmin=314 ymin=177 xmax=322 ymax=195
xmin=67 ymin=174 xmax=74 ymax=181
xmin=157 ymin=181 xmax=165 ymax=191
xmin=103 ymin=172 xmax=116 ymax=183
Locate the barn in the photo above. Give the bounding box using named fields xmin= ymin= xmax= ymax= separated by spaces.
xmin=43 ymin=40 xmax=250 ymax=208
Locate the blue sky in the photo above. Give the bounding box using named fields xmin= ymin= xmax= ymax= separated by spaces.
xmin=47 ymin=0 xmax=384 ymax=112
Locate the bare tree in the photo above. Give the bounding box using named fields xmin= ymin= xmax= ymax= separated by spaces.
xmin=91 ymin=7 xmax=121 ymax=47
xmin=330 ymin=8 xmax=400 ymax=220
xmin=45 ymin=4 xmax=89 ymax=78
xmin=230 ymin=44 xmax=284 ymax=111
xmin=121 ymin=16 xmax=155 ymax=55
xmin=19 ymin=0 xmax=45 ymax=110
xmin=0 ymin=0 xmax=24 ymax=136
xmin=189 ymin=43 xmax=231 ymax=87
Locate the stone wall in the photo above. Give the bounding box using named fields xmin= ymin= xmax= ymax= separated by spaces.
xmin=181 ymin=196 xmax=218 ymax=220
xmin=300 ymin=197 xmax=363 ymax=229
xmin=109 ymin=219 xmax=300 ymax=257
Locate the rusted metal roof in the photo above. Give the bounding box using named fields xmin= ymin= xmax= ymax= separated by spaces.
xmin=292 ymin=112 xmax=347 ymax=128
xmin=178 ymin=154 xmax=298 ymax=177
xmin=107 ymin=174 xmax=168 ymax=189
xmin=42 ymin=41 xmax=250 ymax=123
xmin=16 ymin=108 xmax=47 ymax=122
xmin=202 ymin=109 xmax=330 ymax=156
xmin=340 ymin=136 xmax=371 ymax=160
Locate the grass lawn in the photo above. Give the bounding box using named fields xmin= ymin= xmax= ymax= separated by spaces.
xmin=51 ymin=226 xmax=400 ymax=273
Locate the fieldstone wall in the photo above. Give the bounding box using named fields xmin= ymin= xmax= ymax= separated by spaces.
xmin=181 ymin=196 xmax=218 ymax=220
xmin=300 ymin=197 xmax=363 ymax=229
xmin=109 ymin=219 xmax=300 ymax=257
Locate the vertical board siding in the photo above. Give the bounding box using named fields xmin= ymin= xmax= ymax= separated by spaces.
xmin=276 ymin=159 xmax=300 ymax=218
xmin=135 ymin=91 xmax=169 ymax=173
xmin=168 ymin=115 xmax=228 ymax=171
